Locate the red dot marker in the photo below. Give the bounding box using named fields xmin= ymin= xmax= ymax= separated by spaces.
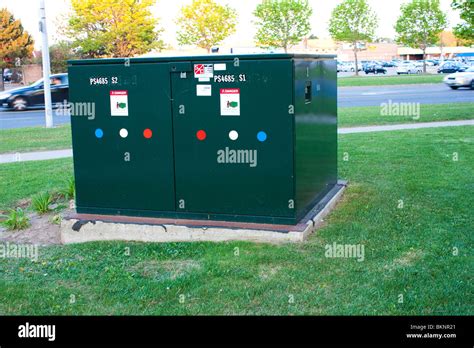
xmin=143 ymin=128 xmax=153 ymax=139
xmin=196 ymin=130 xmax=206 ymax=141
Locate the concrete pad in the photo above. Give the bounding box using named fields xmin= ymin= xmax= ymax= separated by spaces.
xmin=60 ymin=181 xmax=347 ymax=244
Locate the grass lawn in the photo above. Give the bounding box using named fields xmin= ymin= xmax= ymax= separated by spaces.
xmin=0 ymin=158 xmax=73 ymax=210
xmin=338 ymin=74 xmax=444 ymax=87
xmin=1 ymin=102 xmax=473 ymax=154
xmin=339 ymin=102 xmax=474 ymax=127
xmin=0 ymin=125 xmax=71 ymax=154
xmin=0 ymin=126 xmax=472 ymax=315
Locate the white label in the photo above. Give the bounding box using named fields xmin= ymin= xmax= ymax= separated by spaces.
xmin=220 ymin=88 xmax=240 ymax=116
xmin=198 ymin=77 xmax=210 ymax=82
xmin=194 ymin=64 xmax=213 ymax=78
xmin=110 ymin=90 xmax=128 ymax=116
xmin=196 ymin=84 xmax=212 ymax=96
xmin=214 ymin=63 xmax=227 ymax=71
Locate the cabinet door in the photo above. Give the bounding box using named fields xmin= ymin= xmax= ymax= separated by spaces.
xmin=70 ymin=63 xmax=175 ymax=213
xmin=171 ymin=59 xmax=295 ymax=218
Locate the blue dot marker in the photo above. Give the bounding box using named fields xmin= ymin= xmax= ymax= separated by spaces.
xmin=257 ymin=131 xmax=267 ymax=142
xmin=95 ymin=128 xmax=104 ymax=138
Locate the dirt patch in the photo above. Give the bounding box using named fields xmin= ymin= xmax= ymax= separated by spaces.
xmin=384 ymin=249 xmax=424 ymax=271
xmin=0 ymin=209 xmax=74 ymax=246
xmin=128 ymin=259 xmax=201 ymax=281
xmin=258 ymin=264 xmax=281 ymax=281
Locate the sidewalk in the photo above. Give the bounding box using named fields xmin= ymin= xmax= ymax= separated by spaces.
xmin=1 ymin=120 xmax=473 ymax=164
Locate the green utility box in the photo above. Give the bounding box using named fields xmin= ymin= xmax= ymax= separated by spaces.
xmin=68 ymin=54 xmax=337 ymax=225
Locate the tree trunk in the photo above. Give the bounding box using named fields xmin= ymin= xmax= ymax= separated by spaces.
xmin=353 ymin=45 xmax=359 ymax=77
xmin=0 ymin=68 xmax=4 ymax=92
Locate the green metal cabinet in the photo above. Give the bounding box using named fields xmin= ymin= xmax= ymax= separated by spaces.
xmin=68 ymin=54 xmax=337 ymax=225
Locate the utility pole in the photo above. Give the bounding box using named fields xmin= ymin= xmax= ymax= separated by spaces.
xmin=39 ymin=0 xmax=53 ymax=128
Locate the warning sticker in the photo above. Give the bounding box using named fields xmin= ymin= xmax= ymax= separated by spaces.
xmin=110 ymin=90 xmax=128 ymax=116
xmin=220 ymin=88 xmax=240 ymax=116
xmin=194 ymin=64 xmax=213 ymax=78
xmin=196 ymin=84 xmax=212 ymax=96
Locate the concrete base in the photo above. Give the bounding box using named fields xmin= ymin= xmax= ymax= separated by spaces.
xmin=60 ymin=181 xmax=347 ymax=244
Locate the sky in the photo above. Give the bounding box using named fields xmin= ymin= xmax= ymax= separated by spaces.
xmin=1 ymin=0 xmax=463 ymax=50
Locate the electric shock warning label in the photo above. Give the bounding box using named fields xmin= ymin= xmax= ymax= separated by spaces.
xmin=220 ymin=88 xmax=240 ymax=116
xmin=110 ymin=90 xmax=128 ymax=116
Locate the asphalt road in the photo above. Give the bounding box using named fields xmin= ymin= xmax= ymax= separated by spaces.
xmin=338 ymin=83 xmax=473 ymax=107
xmin=0 ymin=110 xmax=70 ymax=129
xmin=0 ymin=83 xmax=472 ymax=129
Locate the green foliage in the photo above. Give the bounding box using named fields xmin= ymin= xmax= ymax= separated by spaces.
xmin=328 ymin=0 xmax=378 ymax=75
xmin=176 ymin=0 xmax=237 ymax=53
xmin=328 ymin=0 xmax=378 ymax=44
xmin=67 ymin=0 xmax=163 ymax=58
xmin=60 ymin=177 xmax=75 ymax=201
xmin=1 ymin=208 xmax=30 ymax=230
xmin=0 ymin=8 xmax=34 ymax=90
xmin=395 ymin=0 xmax=447 ymax=52
xmin=31 ymin=192 xmax=53 ymax=215
xmin=253 ymin=0 xmax=312 ymax=52
xmin=49 ymin=41 xmax=80 ymax=74
xmin=451 ymin=0 xmax=474 ymax=44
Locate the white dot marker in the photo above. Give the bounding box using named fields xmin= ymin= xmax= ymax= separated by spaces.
xmin=229 ymin=130 xmax=238 ymax=141
xmin=119 ymin=128 xmax=128 ymax=138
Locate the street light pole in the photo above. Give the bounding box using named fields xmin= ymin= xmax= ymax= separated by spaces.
xmin=39 ymin=0 xmax=53 ymax=128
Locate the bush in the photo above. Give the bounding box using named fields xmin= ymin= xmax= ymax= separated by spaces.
xmin=1 ymin=208 xmax=30 ymax=230
xmin=31 ymin=192 xmax=53 ymax=214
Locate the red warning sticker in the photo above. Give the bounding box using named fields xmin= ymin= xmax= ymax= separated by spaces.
xmin=220 ymin=88 xmax=240 ymax=116
xmin=110 ymin=90 xmax=128 ymax=116
xmin=194 ymin=64 xmax=213 ymax=78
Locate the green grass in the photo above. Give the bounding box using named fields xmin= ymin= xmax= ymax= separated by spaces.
xmin=338 ymin=74 xmax=444 ymax=87
xmin=0 ymin=125 xmax=71 ymax=154
xmin=339 ymin=102 xmax=474 ymax=127
xmin=0 ymin=126 xmax=472 ymax=315
xmin=1 ymin=103 xmax=473 ymax=154
xmin=0 ymin=158 xmax=73 ymax=210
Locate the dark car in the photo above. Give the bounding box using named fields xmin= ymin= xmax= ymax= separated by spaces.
xmin=364 ymin=64 xmax=387 ymax=74
xmin=0 ymin=73 xmax=68 ymax=111
xmin=382 ymin=61 xmax=396 ymax=67
xmin=437 ymin=62 xmax=468 ymax=74
xmin=3 ymin=69 xmax=12 ymax=82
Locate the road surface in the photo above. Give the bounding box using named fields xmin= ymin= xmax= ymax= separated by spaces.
xmin=0 ymin=83 xmax=472 ymax=129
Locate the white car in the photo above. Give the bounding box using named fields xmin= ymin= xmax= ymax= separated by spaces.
xmin=397 ymin=62 xmax=422 ymax=74
xmin=443 ymin=66 xmax=474 ymax=89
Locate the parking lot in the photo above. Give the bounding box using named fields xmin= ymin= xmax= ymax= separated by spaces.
xmin=337 ymin=65 xmax=439 ymax=77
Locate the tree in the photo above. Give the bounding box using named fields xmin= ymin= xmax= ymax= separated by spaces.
xmin=395 ymin=0 xmax=447 ymax=73
xmin=328 ymin=0 xmax=378 ymax=76
xmin=176 ymin=0 xmax=237 ymax=53
xmin=49 ymin=41 xmax=80 ymax=74
xmin=0 ymin=8 xmax=34 ymax=91
xmin=67 ymin=0 xmax=163 ymax=58
xmin=253 ymin=0 xmax=312 ymax=53
xmin=451 ymin=0 xmax=473 ymax=45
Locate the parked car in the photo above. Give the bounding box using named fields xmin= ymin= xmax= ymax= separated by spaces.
xmin=396 ymin=62 xmax=422 ymax=74
xmin=3 ymin=69 xmax=12 ymax=82
xmin=382 ymin=61 xmax=397 ymax=67
xmin=438 ymin=62 xmax=469 ymax=74
xmin=364 ymin=63 xmax=387 ymax=74
xmin=0 ymin=73 xmax=68 ymax=111
xmin=443 ymin=66 xmax=474 ymax=89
